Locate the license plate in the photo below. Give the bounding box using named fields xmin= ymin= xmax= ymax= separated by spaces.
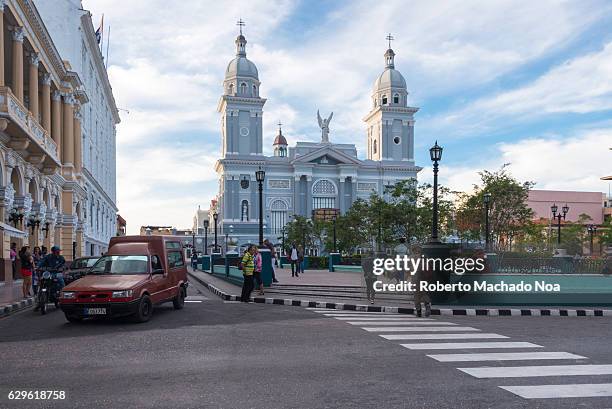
xmin=84 ymin=308 xmax=106 ymax=315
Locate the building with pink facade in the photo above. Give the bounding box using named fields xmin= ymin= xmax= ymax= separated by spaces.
xmin=527 ymin=190 xmax=605 ymax=225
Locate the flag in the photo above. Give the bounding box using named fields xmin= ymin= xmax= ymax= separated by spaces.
xmin=95 ymin=14 xmax=104 ymax=45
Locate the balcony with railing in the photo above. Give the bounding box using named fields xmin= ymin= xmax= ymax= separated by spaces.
xmin=0 ymin=87 xmax=60 ymax=169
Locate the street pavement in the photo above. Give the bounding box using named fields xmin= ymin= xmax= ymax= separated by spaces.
xmin=1 ymin=278 xmax=612 ymax=408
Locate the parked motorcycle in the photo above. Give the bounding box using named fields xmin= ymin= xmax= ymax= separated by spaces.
xmin=36 ymin=271 xmax=63 ymax=315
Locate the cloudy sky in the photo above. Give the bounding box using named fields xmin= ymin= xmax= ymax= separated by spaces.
xmin=82 ymin=0 xmax=612 ymax=234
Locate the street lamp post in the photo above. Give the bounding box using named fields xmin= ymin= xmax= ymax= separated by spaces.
xmin=192 ymin=231 xmax=196 ymax=255
xmin=203 ymin=220 xmax=209 ymax=255
xmin=256 ymin=167 xmax=265 ymax=246
xmin=483 ymin=192 xmax=491 ymax=252
xmin=213 ymin=211 xmax=219 ymax=253
xmin=429 ymin=141 xmax=443 ymax=243
xmin=587 ymin=224 xmax=598 ymax=255
xmin=551 ymin=203 xmax=569 ymax=246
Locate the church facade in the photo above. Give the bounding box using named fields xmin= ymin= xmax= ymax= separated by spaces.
xmin=213 ymin=30 xmax=422 ymax=248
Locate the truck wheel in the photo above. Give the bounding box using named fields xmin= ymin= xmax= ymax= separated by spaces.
xmin=65 ymin=314 xmax=82 ymax=323
xmin=133 ymin=295 xmax=152 ymax=323
xmin=173 ymin=286 xmax=186 ymax=310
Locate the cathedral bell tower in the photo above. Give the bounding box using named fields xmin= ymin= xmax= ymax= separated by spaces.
xmin=217 ymin=20 xmax=266 ymax=157
xmin=363 ymin=35 xmax=418 ymax=163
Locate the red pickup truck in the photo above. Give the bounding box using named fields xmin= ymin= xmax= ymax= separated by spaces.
xmin=59 ymin=235 xmax=188 ymax=323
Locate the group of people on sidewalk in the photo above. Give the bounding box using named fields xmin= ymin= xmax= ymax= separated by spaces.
xmin=12 ymin=244 xmax=66 ymax=299
xmin=239 ymin=239 xmax=278 ymax=302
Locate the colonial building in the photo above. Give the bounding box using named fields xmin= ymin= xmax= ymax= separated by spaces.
xmin=35 ymin=0 xmax=119 ymax=256
xmin=212 ymin=29 xmax=421 ymax=247
xmin=0 ymin=0 xmax=103 ymax=282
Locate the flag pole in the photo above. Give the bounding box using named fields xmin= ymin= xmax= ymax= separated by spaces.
xmin=105 ymin=26 xmax=111 ymax=69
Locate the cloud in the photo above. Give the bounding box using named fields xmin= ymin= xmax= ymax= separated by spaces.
xmin=434 ymin=42 xmax=612 ymax=136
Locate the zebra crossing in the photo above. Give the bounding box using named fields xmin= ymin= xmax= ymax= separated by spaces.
xmin=307 ymin=307 xmax=612 ymax=401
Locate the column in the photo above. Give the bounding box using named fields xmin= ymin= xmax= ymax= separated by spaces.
xmin=51 ymin=90 xmax=61 ymax=151
xmin=60 ymin=191 xmax=75 ymax=261
xmin=73 ymin=108 xmax=82 ymax=174
xmin=306 ymin=177 xmax=313 ymax=218
xmin=338 ymin=178 xmax=345 ymax=214
xmin=62 ymin=93 xmax=74 ymax=166
xmin=11 ymin=27 xmax=24 ymax=102
xmin=41 ymin=73 xmax=51 ymax=133
xmin=0 ymin=1 xmax=5 ymax=86
xmin=28 ymin=53 xmax=39 ymax=119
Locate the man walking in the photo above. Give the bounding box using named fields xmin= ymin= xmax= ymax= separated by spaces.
xmin=290 ymin=243 xmax=299 ymax=277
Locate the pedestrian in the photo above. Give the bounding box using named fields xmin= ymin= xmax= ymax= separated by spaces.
xmin=263 ymin=239 xmax=279 ymax=283
xmin=290 ymin=243 xmax=299 ymax=277
xmin=41 ymin=246 xmax=48 ymax=257
xmin=191 ymin=251 xmax=198 ymax=270
xmin=253 ymin=246 xmax=264 ymax=296
xmin=19 ymin=245 xmax=33 ymax=298
xmin=361 ymin=252 xmax=376 ymax=304
xmin=411 ymin=247 xmax=431 ymax=317
xmin=297 ymin=245 xmax=305 ymax=274
xmin=32 ymin=246 xmax=42 ymax=295
xmin=10 ymin=242 xmax=17 ymax=279
xmin=240 ymin=245 xmax=255 ymax=302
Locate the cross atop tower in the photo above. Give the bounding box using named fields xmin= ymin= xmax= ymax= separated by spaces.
xmin=386 ymin=33 xmax=394 ymax=49
xmin=237 ymin=19 xmax=245 ymax=35
xmin=278 ymin=121 xmax=282 ymax=130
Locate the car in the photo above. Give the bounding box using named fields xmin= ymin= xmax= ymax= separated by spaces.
xmin=63 ymin=256 xmax=100 ymax=285
xmin=59 ymin=235 xmax=189 ymax=323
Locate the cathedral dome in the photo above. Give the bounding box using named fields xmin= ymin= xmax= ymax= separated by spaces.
xmin=225 ymin=56 xmax=259 ymax=80
xmin=373 ymin=68 xmax=406 ymax=91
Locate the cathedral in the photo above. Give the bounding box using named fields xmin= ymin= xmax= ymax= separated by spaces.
xmin=213 ymin=28 xmax=422 ymax=249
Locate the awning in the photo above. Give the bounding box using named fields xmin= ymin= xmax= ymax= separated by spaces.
xmin=0 ymin=222 xmax=27 ymax=238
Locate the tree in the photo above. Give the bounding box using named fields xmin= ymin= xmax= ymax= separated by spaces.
xmin=455 ymin=165 xmax=534 ymax=251
xmin=285 ymin=216 xmax=314 ymax=252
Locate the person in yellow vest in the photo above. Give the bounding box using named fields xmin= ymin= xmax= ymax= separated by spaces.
xmin=240 ymin=245 xmax=256 ymax=302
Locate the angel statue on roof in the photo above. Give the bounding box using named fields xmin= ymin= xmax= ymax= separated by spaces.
xmin=317 ymin=110 xmax=333 ymax=143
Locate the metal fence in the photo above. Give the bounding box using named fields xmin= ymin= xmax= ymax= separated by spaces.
xmin=487 ymin=256 xmax=607 ymax=274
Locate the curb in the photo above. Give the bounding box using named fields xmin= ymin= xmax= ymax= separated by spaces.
xmin=0 ymin=296 xmax=34 ymax=318
xmin=188 ymin=272 xmax=612 ymax=317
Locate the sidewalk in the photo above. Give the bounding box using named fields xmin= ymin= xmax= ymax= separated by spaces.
xmin=0 ymin=280 xmax=34 ymax=318
xmin=189 ymin=267 xmax=612 ymax=317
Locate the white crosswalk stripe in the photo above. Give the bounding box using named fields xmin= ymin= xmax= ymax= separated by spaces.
xmin=401 ymin=342 xmax=542 ymax=350
xmin=363 ymin=326 xmax=479 ymax=332
xmin=345 ymin=321 xmax=450 ymax=325
xmin=323 ymin=314 xmax=410 ymax=317
xmin=428 ymin=352 xmax=586 ymax=362
xmin=333 ymin=317 xmax=426 ymax=321
xmin=499 ymin=383 xmax=612 ymax=399
xmin=460 ymin=364 xmax=612 ymax=378
xmin=380 ymin=333 xmax=508 ymax=340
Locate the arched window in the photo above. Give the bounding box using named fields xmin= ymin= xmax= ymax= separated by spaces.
xmin=241 ymin=200 xmax=249 ymax=221
xmin=270 ymin=199 xmax=288 ymax=234
xmin=228 ymin=83 xmax=234 ymax=95
xmin=382 ymin=95 xmax=387 ymax=105
xmin=393 ymin=93 xmax=399 ymax=104
xmin=373 ymin=139 xmax=377 ymax=155
xmin=252 ymin=85 xmax=257 ymax=96
xmin=240 ymin=82 xmax=247 ymax=95
xmin=312 ymin=179 xmax=337 ymax=210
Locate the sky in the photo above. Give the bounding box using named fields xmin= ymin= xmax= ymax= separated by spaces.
xmin=81 ymin=0 xmax=612 ymax=234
